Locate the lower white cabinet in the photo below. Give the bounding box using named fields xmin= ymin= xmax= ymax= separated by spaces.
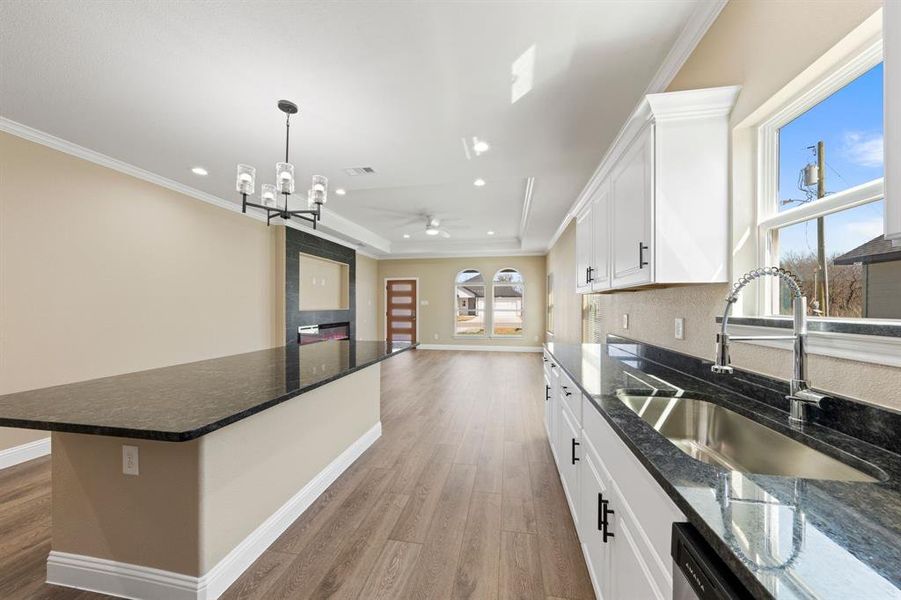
xmin=555 ymin=402 xmax=581 ymax=524
xmin=542 ymin=366 xmax=685 ymax=600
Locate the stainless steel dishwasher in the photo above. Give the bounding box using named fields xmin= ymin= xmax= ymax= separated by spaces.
xmin=672 ymin=523 xmax=751 ymax=600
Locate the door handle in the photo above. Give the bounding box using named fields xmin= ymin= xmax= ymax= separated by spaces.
xmin=571 ymin=438 xmax=580 ymax=464
xmin=638 ymin=242 xmax=649 ymax=269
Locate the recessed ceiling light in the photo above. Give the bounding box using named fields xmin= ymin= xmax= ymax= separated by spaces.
xmin=487 ymin=230 xmax=495 ymax=236
xmin=403 ymin=233 xmax=411 ymax=239
xmin=335 ymin=188 xmax=346 ymax=196
xmin=473 ymin=178 xmax=486 ymax=187
xmin=472 ymin=138 xmax=490 ymax=155
xmin=191 ymin=166 xmax=208 ymax=176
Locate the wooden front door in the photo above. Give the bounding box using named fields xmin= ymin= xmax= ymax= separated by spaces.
xmin=386 ymin=279 xmax=417 ymax=343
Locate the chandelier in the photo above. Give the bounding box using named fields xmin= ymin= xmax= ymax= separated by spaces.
xmin=235 ymin=100 xmax=328 ymax=228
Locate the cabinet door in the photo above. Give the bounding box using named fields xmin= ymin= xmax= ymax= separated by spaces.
xmin=608 ymin=485 xmax=663 ymax=600
xmin=611 ymin=124 xmax=654 ymax=288
xmin=579 ymin=448 xmax=611 ymax=600
xmin=543 ymin=372 xmax=552 ymax=438
xmin=590 ymin=179 xmax=611 ymax=291
xmin=556 ymin=405 xmax=581 ymax=524
xmin=575 ymin=204 xmax=593 ymax=293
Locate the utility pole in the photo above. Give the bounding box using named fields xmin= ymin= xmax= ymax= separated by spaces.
xmin=815 ymin=140 xmax=829 ymax=316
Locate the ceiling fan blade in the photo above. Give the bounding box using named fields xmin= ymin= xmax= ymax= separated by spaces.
xmin=440 ymin=230 xmax=452 ymax=239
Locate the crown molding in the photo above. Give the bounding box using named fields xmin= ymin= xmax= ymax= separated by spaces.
xmin=519 ymin=176 xmax=535 ymax=239
xmin=546 ymin=0 xmax=727 ymax=252
xmin=380 ymin=249 xmax=546 ymax=261
xmin=0 ymin=118 xmax=388 ymax=254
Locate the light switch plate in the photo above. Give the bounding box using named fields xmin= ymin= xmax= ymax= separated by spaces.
xmin=421 ymin=299 xmax=429 ymax=306
xmin=675 ymin=318 xmax=684 ymax=340
xmin=622 ymin=313 xmax=629 ymax=330
xmin=122 ymin=445 xmax=139 ymax=476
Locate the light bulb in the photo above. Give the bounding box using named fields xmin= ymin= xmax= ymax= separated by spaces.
xmin=276 ymin=162 xmax=295 ymax=194
xmin=261 ymin=183 xmax=278 ymax=208
xmin=236 ymin=164 xmax=256 ymax=195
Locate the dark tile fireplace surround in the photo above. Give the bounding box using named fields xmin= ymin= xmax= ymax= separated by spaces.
xmin=285 ymin=228 xmax=356 ymax=345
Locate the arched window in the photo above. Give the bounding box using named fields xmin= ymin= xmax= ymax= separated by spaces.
xmin=455 ymin=269 xmax=486 ymax=336
xmin=493 ymin=268 xmax=524 ymax=336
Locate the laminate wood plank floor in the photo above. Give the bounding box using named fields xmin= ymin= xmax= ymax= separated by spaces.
xmin=0 ymin=349 xmax=594 ymax=599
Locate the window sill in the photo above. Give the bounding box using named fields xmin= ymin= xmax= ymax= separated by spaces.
xmin=717 ymin=316 xmax=901 ymax=367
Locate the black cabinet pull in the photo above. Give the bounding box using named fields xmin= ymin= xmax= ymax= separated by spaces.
xmin=638 ymin=242 xmax=649 ymax=269
xmin=545 ymin=385 xmax=551 ymax=402
xmin=571 ymin=438 xmax=580 ymax=464
xmin=586 ymin=266 xmax=594 ymax=283
xmin=597 ymin=492 xmax=605 ymax=531
xmin=543 ymin=356 xmax=548 ymax=362
xmin=550 ymin=363 xmax=556 ymax=369
xmin=601 ymin=496 xmax=615 ymax=543
xmin=561 ymin=385 xmax=572 ymax=397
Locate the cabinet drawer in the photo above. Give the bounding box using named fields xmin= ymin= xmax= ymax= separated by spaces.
xmin=582 ymin=396 xmax=684 ymax=593
xmin=558 ymin=371 xmax=581 ymax=425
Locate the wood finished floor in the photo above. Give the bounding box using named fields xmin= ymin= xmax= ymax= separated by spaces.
xmin=0 ymin=349 xmax=594 ymax=600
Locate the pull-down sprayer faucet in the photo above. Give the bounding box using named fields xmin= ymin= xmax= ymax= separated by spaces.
xmin=712 ymin=267 xmax=826 ymax=425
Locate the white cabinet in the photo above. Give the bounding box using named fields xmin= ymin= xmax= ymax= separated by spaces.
xmin=556 ymin=402 xmax=581 ymax=525
xmin=579 ymin=443 xmax=612 ymax=599
xmin=590 ymin=180 xmax=611 ymax=291
xmin=886 ymin=2 xmax=901 ymax=241
xmin=611 ymin=124 xmax=654 ymax=288
xmin=575 ymin=204 xmax=594 ymax=294
xmin=574 ymin=86 xmax=739 ymax=293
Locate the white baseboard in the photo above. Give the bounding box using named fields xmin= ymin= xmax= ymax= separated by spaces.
xmin=418 ymin=344 xmax=542 ymax=353
xmin=0 ymin=437 xmax=51 ymax=470
xmin=47 ymin=421 xmax=382 ymax=600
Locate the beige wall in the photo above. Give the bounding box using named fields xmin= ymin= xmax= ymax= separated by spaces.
xmin=378 ymin=255 xmax=546 ymax=347
xmin=546 ymin=221 xmax=581 ymax=344
xmin=0 ymin=132 xmax=283 ymax=450
xmin=355 ymin=254 xmax=379 ymax=340
xmin=548 ymin=0 xmax=901 ymax=411
xmin=52 ymin=363 xmax=380 ymax=575
xmin=298 ymin=253 xmax=349 ymax=311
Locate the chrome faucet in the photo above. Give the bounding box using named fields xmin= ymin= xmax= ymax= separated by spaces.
xmin=712 ymin=267 xmax=826 ymax=425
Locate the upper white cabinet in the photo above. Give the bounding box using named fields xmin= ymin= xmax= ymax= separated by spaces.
xmin=575 ymin=86 xmax=740 ymax=293
xmin=886 ymin=2 xmax=901 ymax=241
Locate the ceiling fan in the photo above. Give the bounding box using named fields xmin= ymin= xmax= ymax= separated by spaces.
xmin=422 ymin=216 xmax=452 ymax=238
xmin=381 ymin=209 xmax=460 ymax=239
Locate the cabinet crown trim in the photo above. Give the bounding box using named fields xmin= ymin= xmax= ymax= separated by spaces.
xmin=645 ymin=85 xmax=741 ymax=122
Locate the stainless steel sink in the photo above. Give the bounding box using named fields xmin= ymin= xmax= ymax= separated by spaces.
xmin=617 ymin=394 xmax=878 ymax=482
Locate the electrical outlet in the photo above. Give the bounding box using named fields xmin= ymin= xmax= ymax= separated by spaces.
xmin=675 ymin=318 xmax=685 ymax=340
xmin=122 ymin=445 xmax=139 ymax=476
xmin=622 ymin=313 xmax=629 ymax=330
xmin=433 ymin=333 xmax=439 ymax=340
xmin=421 ymin=299 xmax=430 ymax=306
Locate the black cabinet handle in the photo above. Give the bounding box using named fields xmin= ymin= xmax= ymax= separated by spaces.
xmin=601 ymin=495 xmax=615 ymax=543
xmin=571 ymin=438 xmax=580 ymax=464
xmin=561 ymin=385 xmax=572 ymax=397
xmin=543 ymin=356 xmax=548 ymax=362
xmin=597 ymin=492 xmax=604 ymax=531
xmin=550 ymin=363 xmax=556 ymax=369
xmin=586 ymin=266 xmax=594 ymax=283
xmin=545 ymin=385 xmax=551 ymax=402
xmin=638 ymin=242 xmax=649 ymax=269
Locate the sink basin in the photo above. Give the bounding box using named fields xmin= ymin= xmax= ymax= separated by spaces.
xmin=617 ymin=394 xmax=878 ymax=482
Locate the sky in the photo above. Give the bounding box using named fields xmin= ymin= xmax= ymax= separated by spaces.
xmin=778 ymin=63 xmax=884 ymax=258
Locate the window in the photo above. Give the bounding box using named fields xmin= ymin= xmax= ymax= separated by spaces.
xmin=759 ymin=56 xmax=895 ymax=319
xmin=492 ymin=269 xmax=524 ymax=336
xmin=455 ymin=270 xmax=486 ymax=336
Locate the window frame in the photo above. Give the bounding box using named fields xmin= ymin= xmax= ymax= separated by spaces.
xmin=756 ymin=39 xmax=885 ymax=318
xmin=491 ymin=268 xmax=525 ymax=338
xmin=453 ymin=269 xmax=487 ymax=338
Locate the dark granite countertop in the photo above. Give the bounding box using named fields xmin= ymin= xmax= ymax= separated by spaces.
xmin=544 ymin=339 xmax=901 ymax=600
xmin=0 ymin=340 xmax=416 ymax=442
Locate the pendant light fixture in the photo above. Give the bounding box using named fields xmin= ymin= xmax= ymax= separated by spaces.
xmin=235 ymin=100 xmax=329 ymax=227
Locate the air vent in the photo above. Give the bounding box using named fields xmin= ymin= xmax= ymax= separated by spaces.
xmin=343 ymin=166 xmax=377 ymax=176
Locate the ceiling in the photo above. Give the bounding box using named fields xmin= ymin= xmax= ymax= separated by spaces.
xmin=0 ymin=1 xmax=703 ymax=257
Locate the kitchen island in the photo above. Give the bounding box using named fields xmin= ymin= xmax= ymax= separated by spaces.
xmin=0 ymin=340 xmax=415 ymax=600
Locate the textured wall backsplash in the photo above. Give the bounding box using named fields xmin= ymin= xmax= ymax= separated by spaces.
xmin=588 ymin=284 xmax=901 ymax=412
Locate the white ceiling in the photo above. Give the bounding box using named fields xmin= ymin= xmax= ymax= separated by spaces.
xmin=0 ymin=0 xmax=702 ymax=257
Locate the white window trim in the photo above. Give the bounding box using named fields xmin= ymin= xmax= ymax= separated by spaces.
xmin=755 ymin=37 xmax=884 ymax=316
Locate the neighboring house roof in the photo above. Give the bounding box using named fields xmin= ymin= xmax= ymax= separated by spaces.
xmin=834 ymin=235 xmax=901 ymax=265
xmin=459 ymin=285 xmax=522 ymax=298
